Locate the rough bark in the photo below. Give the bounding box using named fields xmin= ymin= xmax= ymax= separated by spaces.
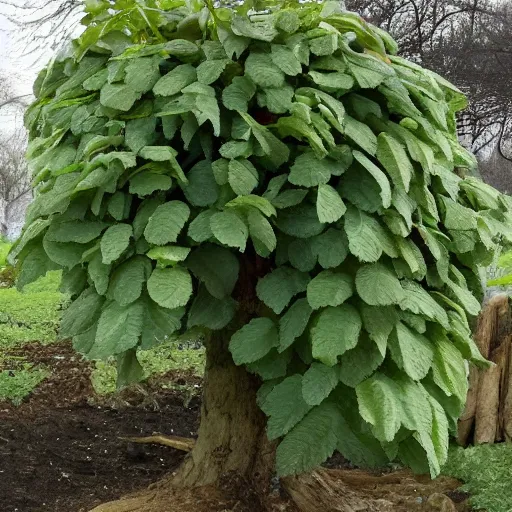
xmin=503 ymin=342 xmax=512 ymax=440
xmin=172 ymin=328 xmax=270 ymax=488
xmin=474 ymin=363 xmax=501 ymax=444
xmin=458 ymin=294 xmax=510 ymax=445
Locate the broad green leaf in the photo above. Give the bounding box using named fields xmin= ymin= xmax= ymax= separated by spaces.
xmin=147 ymin=266 xmax=193 ymax=309
xmin=182 ymin=160 xmax=219 ymax=207
xmin=247 ymin=208 xmax=277 ymax=255
xmin=311 ymin=228 xmax=348 ymax=268
xmin=256 ymin=266 xmax=310 ymax=314
xmin=356 ymin=263 xmax=405 ymax=306
xmin=432 ymin=335 xmax=468 ymax=402
xmin=186 ymin=244 xmax=239 ymax=299
xmin=289 ymin=151 xmax=336 ymax=187
xmin=376 ymin=133 xmax=413 ymax=192
xmin=107 ymin=256 xmax=149 ymax=306
xmin=244 ymin=52 xmax=285 ymax=88
xmin=153 ymin=64 xmax=197 ymax=96
xmin=210 ymin=211 xmax=248 ymax=251
xmin=222 ymin=76 xmax=256 ymax=111
xmin=187 ymin=210 xmax=215 ymax=242
xmin=61 ymin=287 xmax=104 ymax=338
xmin=246 ymin=348 xmax=291 ymax=380
xmin=339 ymin=334 xmax=385 ymax=387
xmin=272 ymin=189 xmax=309 ymax=209
xmin=399 ymin=280 xmax=450 ymax=329
xmin=271 ymin=44 xmax=302 ymax=76
xmin=100 ymin=223 xmax=132 ymax=264
xmin=389 ymin=322 xmax=434 ymax=381
xmin=229 ymin=317 xmax=278 ymax=365
xmin=125 ymin=117 xmax=157 ymax=153
xmin=356 ymin=373 xmax=402 ymax=442
xmin=279 ymin=297 xmax=313 ymax=351
xmin=311 ymin=304 xmax=362 ymax=366
xmin=309 ymin=70 xmax=354 ymax=92
xmin=129 ymin=173 xmax=172 ymax=196
xmin=360 ymin=304 xmax=397 ymax=355
xmin=196 ymin=58 xmax=231 ymax=85
xmin=316 ymin=183 xmax=346 ymax=223
xmin=228 ymin=159 xmax=259 ymax=196
xmin=302 ymin=362 xmax=339 ymax=406
xmin=344 ymin=115 xmax=377 ymax=155
xmin=100 ymin=83 xmax=139 ymax=111
xmin=353 ymin=151 xmax=391 ymax=208
xmin=88 ymin=251 xmax=111 ymax=295
xmin=187 ymin=285 xmax=236 ymax=331
xmin=46 ymin=221 xmax=107 ymax=244
xmin=307 ymin=271 xmax=353 ymax=309
xmin=344 ymin=207 xmax=388 ymax=262
xmin=146 ymin=245 xmax=190 ymax=266
xmin=140 ymin=297 xmax=184 ymax=349
xmin=261 ymin=374 xmax=312 ymax=440
xmin=276 ymin=204 xmax=325 ymax=239
xmin=276 ymin=400 xmax=340 ymax=476
xmin=90 ymin=300 xmax=145 ymax=358
xmin=144 ymin=201 xmax=190 ymax=245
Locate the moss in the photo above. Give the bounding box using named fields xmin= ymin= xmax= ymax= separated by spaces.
xmin=443 ymin=443 xmax=512 ymax=512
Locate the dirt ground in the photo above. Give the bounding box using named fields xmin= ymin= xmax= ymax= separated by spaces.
xmin=0 ymin=341 xmax=471 ymax=512
xmin=0 ymin=342 xmax=200 ymax=512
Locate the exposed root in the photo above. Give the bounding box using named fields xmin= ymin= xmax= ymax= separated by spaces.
xmin=119 ymin=435 xmax=195 ymax=452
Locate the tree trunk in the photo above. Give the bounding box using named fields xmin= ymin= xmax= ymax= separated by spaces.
xmin=172 ymin=328 xmax=272 ymax=490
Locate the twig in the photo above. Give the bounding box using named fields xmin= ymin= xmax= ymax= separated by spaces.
xmin=119 ymin=434 xmax=195 ymax=452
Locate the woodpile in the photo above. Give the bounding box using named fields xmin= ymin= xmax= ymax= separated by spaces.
xmin=458 ymin=294 xmax=512 ymax=445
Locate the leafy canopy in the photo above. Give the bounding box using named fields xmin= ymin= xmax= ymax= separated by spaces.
xmin=13 ymin=0 xmax=512 ymax=479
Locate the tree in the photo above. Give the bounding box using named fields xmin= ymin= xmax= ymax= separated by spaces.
xmin=11 ymin=0 xmax=512 ymax=510
xmin=0 ymin=128 xmax=30 ymax=202
xmin=346 ymin=0 xmax=512 ymax=157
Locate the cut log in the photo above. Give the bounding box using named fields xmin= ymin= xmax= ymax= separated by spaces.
xmin=493 ymin=337 xmax=511 ymax=441
xmin=502 ymin=337 xmax=512 ymax=441
xmin=457 ymin=366 xmax=479 ymax=446
xmin=474 ymin=363 xmax=501 ymax=444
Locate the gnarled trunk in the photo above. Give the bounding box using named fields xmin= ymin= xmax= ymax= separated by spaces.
xmin=172 ymin=329 xmax=273 ymax=490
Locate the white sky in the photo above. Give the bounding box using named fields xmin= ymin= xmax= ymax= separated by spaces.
xmin=0 ymin=1 xmax=82 ymax=134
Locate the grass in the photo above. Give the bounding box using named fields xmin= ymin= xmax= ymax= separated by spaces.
xmin=91 ymin=343 xmax=205 ymax=395
xmin=0 ymin=271 xmax=63 ymax=347
xmin=0 ymin=269 xmax=205 ymax=403
xmin=0 ymin=365 xmax=49 ymax=405
xmin=443 ymin=443 xmax=512 ymax=512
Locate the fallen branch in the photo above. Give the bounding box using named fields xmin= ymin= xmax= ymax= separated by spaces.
xmin=119 ymin=434 xmax=195 ymax=452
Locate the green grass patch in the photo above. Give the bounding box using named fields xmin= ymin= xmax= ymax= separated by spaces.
xmin=443 ymin=443 xmax=512 ymax=511
xmin=0 ymin=364 xmax=49 ymax=405
xmin=0 ymin=271 xmax=63 ymax=347
xmin=91 ymin=343 xmax=205 ymax=395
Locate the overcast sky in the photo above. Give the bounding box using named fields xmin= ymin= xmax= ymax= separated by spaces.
xmin=0 ymin=1 xmax=82 ymax=134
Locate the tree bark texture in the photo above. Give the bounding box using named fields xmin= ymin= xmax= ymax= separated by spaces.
xmin=458 ymin=294 xmax=512 ymax=446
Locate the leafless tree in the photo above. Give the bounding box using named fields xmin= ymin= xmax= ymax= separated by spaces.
xmin=0 ymin=128 xmax=29 ymax=203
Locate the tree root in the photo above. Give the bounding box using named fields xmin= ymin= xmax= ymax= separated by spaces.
xmin=119 ymin=435 xmax=195 ymax=452
xmin=90 ymin=467 xmax=464 ymax=512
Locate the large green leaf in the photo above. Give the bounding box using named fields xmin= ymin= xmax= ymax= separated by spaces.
xmin=356 ymin=263 xmax=405 ymax=306
xmin=90 ymin=300 xmax=145 ymax=359
xmin=144 ymin=201 xmax=190 ymax=245
xmin=147 ymin=266 xmax=193 ymax=309
xmin=311 ymin=304 xmax=362 ymax=366
xmin=100 ymin=224 xmax=132 ymax=264
xmin=276 ymin=400 xmax=341 ymax=476
xmin=256 ymin=266 xmax=310 ymax=314
xmin=186 ymin=244 xmax=239 ymax=299
xmin=307 ymin=271 xmax=353 ymax=309
xmin=210 ymin=211 xmax=248 ymax=251
xmin=229 ymin=317 xmax=279 ymax=365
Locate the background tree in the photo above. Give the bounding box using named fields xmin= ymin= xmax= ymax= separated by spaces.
xmin=10 ymin=1 xmax=512 ymax=510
